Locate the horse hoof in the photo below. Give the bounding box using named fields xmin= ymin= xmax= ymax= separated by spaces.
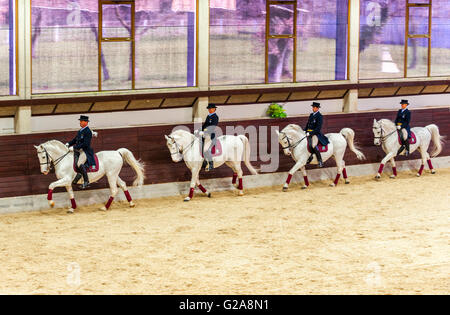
xmin=345 ymin=181 xmax=350 ymax=184
xmin=431 ymin=170 xmax=436 ymax=174
xmin=49 ymin=200 xmax=55 ymax=208
xmin=375 ymin=175 xmax=381 ymax=180
xmin=67 ymin=208 xmax=74 ymax=214
xmin=301 ymin=186 xmax=307 ymax=190
xmin=238 ymin=191 xmax=244 ymax=196
xmin=129 ymin=201 xmax=136 ymax=208
xmin=207 ymin=193 xmax=212 ymax=198
xmin=390 ymin=175 xmax=396 ymax=179
xmin=100 ymin=206 xmax=107 ymax=211
xmin=329 ymin=183 xmax=336 ymax=187
xmin=416 ymin=173 xmax=421 ymax=177
xmin=184 ymin=197 xmax=191 ymax=202
xmin=233 ymin=183 xmax=238 ymax=189
xmin=282 ymin=187 xmax=288 ymax=192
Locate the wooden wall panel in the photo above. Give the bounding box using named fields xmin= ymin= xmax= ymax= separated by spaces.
xmin=0 ymin=108 xmax=449 ymax=199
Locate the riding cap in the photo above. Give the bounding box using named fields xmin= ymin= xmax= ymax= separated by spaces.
xmin=311 ymin=102 xmax=321 ymax=108
xmin=79 ymin=115 xmax=89 ymax=122
xmin=207 ymin=104 xmax=217 ymax=109
xmin=400 ymin=99 xmax=409 ymax=105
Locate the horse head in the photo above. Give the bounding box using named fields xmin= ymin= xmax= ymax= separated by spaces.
xmin=34 ymin=140 xmax=68 ymax=175
xmin=165 ymin=134 xmax=183 ymax=163
xmin=277 ymin=124 xmax=304 ymax=156
xmin=372 ymin=119 xmax=383 ymax=146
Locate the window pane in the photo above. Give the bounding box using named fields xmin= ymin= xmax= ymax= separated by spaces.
xmin=297 ymin=0 xmax=348 ymax=81
xmin=408 ymin=6 xmax=429 ymax=35
xmin=102 ymin=4 xmax=132 ymax=38
xmin=431 ymin=0 xmax=450 ymax=76
xmin=359 ymin=0 xmax=405 ymax=79
xmin=268 ymin=38 xmax=293 ymax=83
xmin=101 ymin=41 xmax=132 ymax=90
xmin=31 ymin=0 xmax=99 ymax=93
xmin=210 ymin=1 xmax=265 ymax=85
xmin=407 ymin=37 xmax=428 ymax=77
xmin=135 ymin=0 xmax=196 ymax=89
xmin=269 ymin=4 xmax=294 ymax=36
xmin=0 ymin=0 xmax=16 ymax=96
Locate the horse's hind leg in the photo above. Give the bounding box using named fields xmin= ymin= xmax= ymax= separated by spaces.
xmin=117 ymin=176 xmax=135 ymax=207
xmin=102 ymin=174 xmax=119 ymax=211
xmin=234 ymin=162 xmax=244 ymax=196
xmin=390 ymin=158 xmax=397 ymax=179
xmin=341 ymin=161 xmax=350 ymax=184
xmin=300 ymin=166 xmax=310 ymax=189
xmin=66 ymin=186 xmax=77 ymax=214
xmin=225 ymin=161 xmax=238 ymax=188
xmin=330 ymin=156 xmax=343 ymax=187
xmin=196 ymin=177 xmax=211 ymax=198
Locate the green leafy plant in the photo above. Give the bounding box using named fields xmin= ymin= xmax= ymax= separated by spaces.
xmin=266 ymin=103 xmax=287 ymax=118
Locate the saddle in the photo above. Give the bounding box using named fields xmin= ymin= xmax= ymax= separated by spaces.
xmin=307 ymin=144 xmax=328 ymax=154
xmin=398 ymin=131 xmax=417 ymax=145
xmin=200 ymin=139 xmax=223 ymax=158
xmin=73 ymin=153 xmax=100 ymax=173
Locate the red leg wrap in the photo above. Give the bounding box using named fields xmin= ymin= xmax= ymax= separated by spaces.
xmin=232 ymin=173 xmax=238 ymax=184
xmin=343 ymin=168 xmax=348 ymax=179
xmin=105 ymin=197 xmax=114 ymax=209
xmin=189 ymin=188 xmax=194 ymax=199
xmin=427 ymin=160 xmax=433 ymax=170
xmin=378 ymin=164 xmax=384 ymax=174
xmin=286 ymin=174 xmax=293 ymax=184
xmin=198 ymin=184 xmax=207 ymax=193
xmin=47 ymin=189 xmax=53 ymax=200
xmin=334 ymin=174 xmax=341 ymax=186
xmin=393 ymin=167 xmax=397 ymax=176
xmin=124 ymin=190 xmax=132 ymax=202
xmin=70 ymin=199 xmax=77 ymax=209
xmin=303 ymin=176 xmax=310 ymax=186
xmin=418 ymin=165 xmax=425 ymax=175
xmin=238 ymin=178 xmax=243 ymax=190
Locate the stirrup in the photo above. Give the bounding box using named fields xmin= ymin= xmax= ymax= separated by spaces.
xmin=205 ymin=162 xmax=214 ymax=172
xmin=80 ymin=181 xmax=90 ymax=189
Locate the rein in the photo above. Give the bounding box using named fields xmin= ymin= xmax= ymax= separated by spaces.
xmin=280 ymin=131 xmax=307 ymax=150
xmin=168 ymin=135 xmax=196 ymax=156
xmin=373 ymin=124 xmax=397 ymax=142
xmin=38 ymin=145 xmax=71 ymax=171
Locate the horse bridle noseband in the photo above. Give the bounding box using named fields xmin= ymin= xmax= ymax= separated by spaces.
xmin=167 ymin=135 xmax=195 ymax=156
xmin=280 ymin=131 xmax=306 ymax=151
xmin=37 ymin=146 xmax=70 ymax=171
xmin=373 ymin=125 xmax=396 ymax=143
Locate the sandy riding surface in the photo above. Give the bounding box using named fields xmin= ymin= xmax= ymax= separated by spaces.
xmin=0 ymin=169 xmax=449 ymax=295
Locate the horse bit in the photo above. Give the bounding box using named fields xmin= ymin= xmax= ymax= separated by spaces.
xmin=37 ymin=146 xmax=71 ymax=171
xmin=280 ymin=132 xmax=306 ymax=151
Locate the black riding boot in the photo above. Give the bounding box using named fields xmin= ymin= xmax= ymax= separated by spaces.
xmin=405 ymin=141 xmax=410 ymax=157
xmin=72 ymin=173 xmax=82 ymax=185
xmin=314 ymin=147 xmax=324 ymax=168
xmin=306 ymin=137 xmax=314 ymax=164
xmin=204 ymin=150 xmax=214 ymax=172
xmin=79 ymin=164 xmax=90 ymax=189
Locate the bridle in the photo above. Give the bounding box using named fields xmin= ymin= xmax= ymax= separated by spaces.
xmin=373 ymin=124 xmax=396 ymax=143
xmin=167 ymin=135 xmax=196 ymax=156
xmin=37 ymin=145 xmax=70 ymax=171
xmin=280 ymin=131 xmax=307 ymax=151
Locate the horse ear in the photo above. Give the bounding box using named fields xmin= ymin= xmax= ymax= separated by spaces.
xmin=164 ymin=135 xmax=170 ymax=140
xmin=275 ymin=130 xmax=279 ymax=136
xmin=34 ymin=145 xmax=39 ymax=149
xmin=373 ymin=119 xmax=377 ymax=124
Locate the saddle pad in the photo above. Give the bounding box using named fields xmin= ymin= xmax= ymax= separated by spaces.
xmin=73 ymin=154 xmax=99 ymax=173
xmin=307 ymin=144 xmax=328 ymax=154
xmin=200 ymin=139 xmax=223 ymax=158
xmin=398 ymin=131 xmax=417 ymax=145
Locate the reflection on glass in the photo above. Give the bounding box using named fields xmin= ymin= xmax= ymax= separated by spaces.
xmin=431 ymin=0 xmax=450 ymax=76
xmin=407 ymin=37 xmax=428 ymax=77
xmin=269 ymin=4 xmax=294 ymax=36
xmin=101 ymin=41 xmax=132 ymax=90
xmin=268 ymin=38 xmax=293 ymax=83
xmin=408 ymin=6 xmax=429 ymax=35
xmin=359 ymin=0 xmax=405 ymax=79
xmin=102 ymin=4 xmax=132 ymax=39
xmin=0 ymin=0 xmax=15 ymax=95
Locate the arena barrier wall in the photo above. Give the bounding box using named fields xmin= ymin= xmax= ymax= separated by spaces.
xmin=0 ymin=107 xmax=449 ymax=213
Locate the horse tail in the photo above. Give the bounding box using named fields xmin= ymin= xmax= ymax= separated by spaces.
xmin=340 ymin=128 xmax=366 ymax=160
xmin=238 ymin=135 xmax=258 ymax=175
xmin=426 ymin=124 xmax=445 ymax=157
xmin=117 ymin=148 xmax=145 ymax=186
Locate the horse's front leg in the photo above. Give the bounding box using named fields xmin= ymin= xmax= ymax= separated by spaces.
xmin=47 ymin=177 xmax=72 ymax=208
xmin=300 ymin=166 xmax=309 ymax=190
xmin=376 ymin=152 xmax=395 ymax=179
xmin=196 ymin=177 xmax=211 ymax=198
xmin=66 ymin=185 xmax=77 ymax=214
xmin=283 ymin=160 xmax=306 ymax=192
xmin=390 ymin=158 xmax=397 ymax=179
xmin=184 ymin=165 xmax=201 ymax=202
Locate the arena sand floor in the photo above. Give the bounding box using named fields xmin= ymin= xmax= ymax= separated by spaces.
xmin=0 ymin=168 xmax=448 ymax=295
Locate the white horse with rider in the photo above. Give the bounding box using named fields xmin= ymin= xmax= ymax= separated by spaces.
xmin=276 ymin=124 xmax=366 ymax=190
xmin=35 ymin=140 xmax=145 ymax=213
xmin=372 ymin=119 xmax=444 ymax=178
xmin=165 ymin=129 xmax=258 ymax=201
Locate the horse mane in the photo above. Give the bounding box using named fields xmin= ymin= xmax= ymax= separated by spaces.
xmin=42 ymin=140 xmax=67 ymax=151
xmin=379 ymin=119 xmax=396 ymax=130
xmin=283 ymin=124 xmax=305 ymax=135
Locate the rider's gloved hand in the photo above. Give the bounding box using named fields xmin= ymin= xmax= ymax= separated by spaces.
xmin=397 ymin=125 xmax=401 ymax=130
xmin=199 ymin=131 xmax=204 ymax=137
xmin=92 ymin=131 xmax=98 ymax=137
xmin=306 ymin=132 xmax=310 ymax=137
xmin=65 ymin=142 xmax=70 ymax=147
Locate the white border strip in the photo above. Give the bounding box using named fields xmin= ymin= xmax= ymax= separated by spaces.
xmin=1 ymin=156 xmax=449 ymax=215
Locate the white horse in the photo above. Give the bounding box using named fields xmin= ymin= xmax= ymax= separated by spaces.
xmin=372 ymin=119 xmax=444 ymax=179
xmin=276 ymin=124 xmax=366 ymax=190
xmin=34 ymin=140 xmax=145 ymax=213
xmin=165 ymin=129 xmax=258 ymax=201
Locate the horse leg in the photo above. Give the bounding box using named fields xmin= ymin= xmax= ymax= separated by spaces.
xmin=342 ymin=161 xmax=350 ymax=184
xmin=184 ymin=166 xmax=201 ymax=202
xmin=235 ymin=164 xmax=245 ymax=196
xmin=47 ymin=177 xmax=72 ymax=208
xmin=225 ymin=161 xmax=238 ymax=188
xmin=390 ymin=158 xmax=397 ymax=179
xmin=300 ymin=166 xmax=309 ymax=190
xmin=330 ymin=157 xmax=344 ymax=187
xmin=376 ymin=152 xmax=395 ymax=179
xmin=283 ymin=160 xmax=306 ymax=192
xmin=426 ymin=152 xmax=436 ymax=174
xmin=66 ymin=186 xmax=77 ymax=214
xmin=101 ymin=174 xmax=119 ymax=211
xmin=117 ymin=176 xmax=135 ymax=207
xmin=196 ymin=177 xmax=211 ymax=198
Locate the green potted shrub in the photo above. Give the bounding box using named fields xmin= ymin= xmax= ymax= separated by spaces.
xmin=266 ymin=103 xmax=287 ymax=118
